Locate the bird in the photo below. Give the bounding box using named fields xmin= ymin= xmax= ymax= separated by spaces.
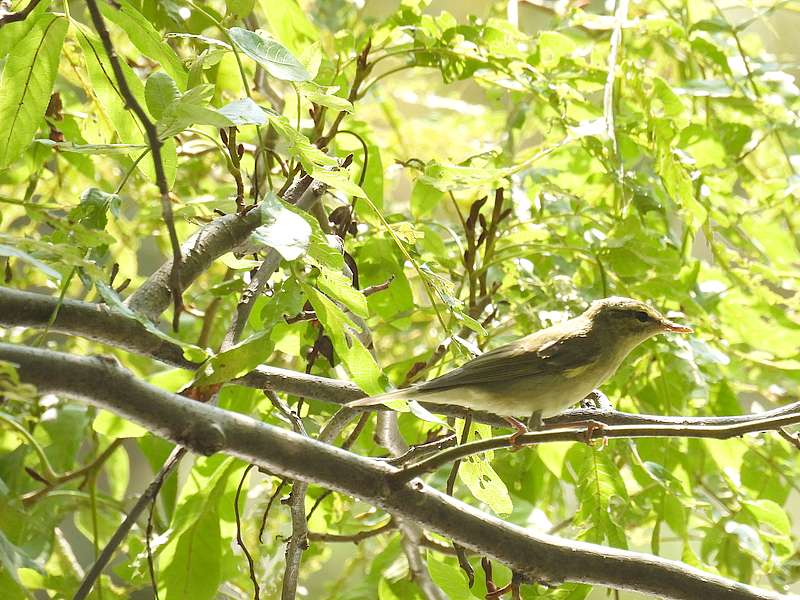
xmin=347 ymin=297 xmax=692 ymax=438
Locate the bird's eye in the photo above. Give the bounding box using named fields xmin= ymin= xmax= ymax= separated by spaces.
xmin=634 ymin=311 xmax=650 ymax=323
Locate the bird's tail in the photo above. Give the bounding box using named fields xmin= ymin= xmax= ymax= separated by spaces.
xmin=346 ymin=387 xmax=412 ymax=407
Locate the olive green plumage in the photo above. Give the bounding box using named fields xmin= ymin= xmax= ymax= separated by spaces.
xmin=348 ymin=297 xmax=692 ymax=425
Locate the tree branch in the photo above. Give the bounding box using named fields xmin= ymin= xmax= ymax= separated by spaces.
xmin=123 ymin=209 xmax=263 ymax=322
xmin=391 ymin=413 xmax=800 ymax=484
xmin=6 ymin=286 xmax=800 ymax=435
xmin=0 ymin=343 xmax=787 ymax=600
xmin=0 ymin=0 xmax=42 ymax=27
xmin=84 ymin=0 xmax=184 ymax=330
xmin=221 ymin=177 xmax=327 ymax=349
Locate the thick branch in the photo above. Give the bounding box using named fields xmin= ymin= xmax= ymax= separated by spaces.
xmin=0 ymin=287 xmax=193 ymax=368
xmin=124 ymin=209 xmax=263 ymax=322
xmin=0 ymin=343 xmax=788 ymax=600
xmin=5 ymin=286 xmax=800 ymax=434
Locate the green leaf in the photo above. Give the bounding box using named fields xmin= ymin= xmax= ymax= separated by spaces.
xmin=228 ymin=27 xmax=311 ymax=82
xmin=301 ymin=283 xmax=385 ymax=395
xmin=100 ymin=0 xmax=188 ymax=89
xmin=251 ymin=192 xmax=313 ymax=260
xmin=217 ymin=98 xmax=267 ymax=125
xmin=316 ymin=267 xmax=369 ymax=318
xmin=145 ymin=72 xmax=181 ymax=120
xmin=92 ymin=410 xmax=147 ymax=438
xmin=94 ymin=282 xmax=207 ymax=362
xmin=656 ymin=145 xmax=707 ymax=230
xmin=575 ymin=445 xmax=628 ymax=547
xmin=156 ymin=85 xmax=234 ymax=138
xmin=76 ymin=25 xmax=177 ymax=185
xmin=411 ymin=179 xmax=444 ymax=218
xmin=70 ymin=188 xmax=121 ymax=229
xmin=33 ymin=140 xmax=148 ymax=154
xmin=193 ymin=330 xmax=273 ymax=386
xmin=299 ymin=83 xmax=353 ymax=112
xmin=261 ymin=0 xmax=319 ymax=55
xmin=537 ymin=442 xmax=571 ymax=478
xmin=266 ymin=112 xmax=336 ymax=171
xmin=426 ymin=555 xmax=477 ymax=599
xmin=652 ymin=76 xmax=683 ymax=117
xmin=159 ymin=459 xmax=238 ymax=600
xmin=0 ymin=0 xmax=48 ymax=57
xmin=456 ymin=422 xmax=513 ymax=516
xmin=226 ymin=0 xmax=255 ymax=18
xmin=0 ymin=14 xmax=67 ymax=169
xmin=0 ymin=531 xmax=41 ymax=590
xmin=311 ymin=166 xmax=368 ymax=198
xmin=0 ymin=244 xmax=61 ymax=280
xmin=537 ymin=30 xmax=576 ymax=68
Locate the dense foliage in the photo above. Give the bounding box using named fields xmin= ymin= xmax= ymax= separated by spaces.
xmin=1 ymin=0 xmax=799 ymax=598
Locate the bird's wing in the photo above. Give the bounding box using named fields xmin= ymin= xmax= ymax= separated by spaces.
xmin=415 ymin=321 xmax=596 ymax=393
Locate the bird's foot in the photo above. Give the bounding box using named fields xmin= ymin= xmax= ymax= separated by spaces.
xmin=485 ymin=582 xmax=519 ymax=599
xmin=503 ymin=416 xmax=528 ymax=451
xmin=577 ymin=419 xmax=606 ymax=446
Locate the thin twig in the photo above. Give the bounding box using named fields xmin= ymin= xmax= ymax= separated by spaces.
xmin=0 ymin=0 xmax=42 ymax=26
xmin=446 ymin=413 xmax=475 ymax=587
xmin=234 ymin=464 xmax=260 ymax=600
xmin=362 ymin=276 xmax=394 ymax=297
xmin=22 ymin=438 xmax=123 ymax=506
xmin=258 ymin=479 xmax=287 ymax=543
xmin=307 ymin=519 xmax=395 ymax=543
xmin=778 ymin=427 xmax=800 ymax=450
xmin=392 ymin=413 xmax=800 ymax=485
xmin=84 ymin=0 xmax=184 ymax=331
xmin=74 ymin=447 xmax=186 ymax=600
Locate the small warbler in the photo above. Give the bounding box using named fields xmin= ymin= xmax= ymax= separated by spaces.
xmin=348 ymin=297 xmax=692 ymax=434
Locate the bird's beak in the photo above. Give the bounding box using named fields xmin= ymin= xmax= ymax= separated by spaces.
xmin=660 ymin=319 xmax=693 ymax=334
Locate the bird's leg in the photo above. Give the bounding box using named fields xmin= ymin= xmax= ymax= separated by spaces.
xmin=526 ymin=410 xmax=543 ymax=431
xmin=503 ymin=416 xmax=528 ymax=450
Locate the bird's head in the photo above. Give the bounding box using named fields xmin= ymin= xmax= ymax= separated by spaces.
xmin=584 ymin=297 xmax=692 ymax=346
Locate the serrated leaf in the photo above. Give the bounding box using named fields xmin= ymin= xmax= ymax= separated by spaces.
xmin=316 ymin=267 xmax=369 ymax=318
xmin=145 ymin=72 xmax=181 ymax=120
xmin=228 ymin=27 xmax=310 ymax=82
xmin=0 ymin=14 xmax=67 ymax=168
